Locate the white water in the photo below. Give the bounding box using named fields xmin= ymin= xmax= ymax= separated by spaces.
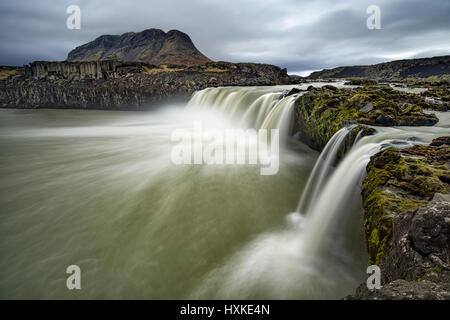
xmin=188 ymin=82 xmax=351 ymax=134
xmin=303 ymin=115 xmax=450 ymax=250
xmin=1 ymin=81 xmax=447 ymax=299
xmin=188 ymin=85 xmax=450 ymax=299
xmin=188 ymin=86 xmax=294 ymax=137
xmin=296 ymin=127 xmax=353 ymax=213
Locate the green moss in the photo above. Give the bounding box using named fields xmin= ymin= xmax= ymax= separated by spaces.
xmin=432 ymin=266 xmax=443 ymax=273
xmin=362 ymin=146 xmax=450 ymax=265
xmin=294 ymin=85 xmax=439 ymax=151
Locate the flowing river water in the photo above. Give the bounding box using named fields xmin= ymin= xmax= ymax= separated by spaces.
xmin=0 ymin=82 xmax=448 ymax=299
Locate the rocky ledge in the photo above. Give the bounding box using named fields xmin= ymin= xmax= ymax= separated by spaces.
xmin=291 ymin=82 xmax=449 ymax=299
xmin=0 ymin=61 xmax=293 ymax=110
xmin=349 ymin=143 xmax=450 ymax=299
xmin=293 ymin=84 xmax=441 ymax=152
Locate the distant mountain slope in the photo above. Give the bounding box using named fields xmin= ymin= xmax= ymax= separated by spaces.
xmin=67 ymin=29 xmax=212 ymax=66
xmin=309 ymin=55 xmax=450 ymax=80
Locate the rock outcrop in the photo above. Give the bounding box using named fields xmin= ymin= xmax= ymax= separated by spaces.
xmin=0 ymin=61 xmax=291 ymax=110
xmin=67 ymin=29 xmax=211 ymax=66
xmin=431 ymin=136 xmax=450 ymax=147
xmin=361 ymin=145 xmax=449 ymax=267
xmin=28 ymin=60 xmax=130 ymax=80
xmin=348 ymin=144 xmax=450 ymax=300
xmin=309 ymin=55 xmax=450 ymax=80
xmin=293 ymin=84 xmax=439 ymax=152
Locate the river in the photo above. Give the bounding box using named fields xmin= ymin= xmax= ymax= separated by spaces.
xmin=0 ymin=82 xmax=448 ymax=299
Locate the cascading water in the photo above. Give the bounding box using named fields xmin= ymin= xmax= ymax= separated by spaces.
xmin=187 ymin=83 xmax=354 ymax=146
xmin=296 ymin=127 xmax=352 ymax=214
xmin=189 ymin=86 xmax=450 ymax=299
xmin=188 ymin=86 xmax=298 ymax=137
xmin=1 ymin=81 xmax=448 ymax=299
xmin=300 ymin=113 xmax=450 ymax=258
xmin=191 ymin=124 xmax=369 ymax=299
xmin=240 ymin=93 xmax=280 ymax=128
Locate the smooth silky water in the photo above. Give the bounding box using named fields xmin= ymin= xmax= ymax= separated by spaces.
xmin=0 ymin=82 xmax=448 ymax=299
xmin=0 ymin=87 xmax=317 ymax=299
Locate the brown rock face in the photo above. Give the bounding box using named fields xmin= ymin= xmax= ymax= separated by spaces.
xmin=67 ymin=29 xmax=212 ymax=66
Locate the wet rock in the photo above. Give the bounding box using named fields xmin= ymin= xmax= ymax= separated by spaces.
xmin=351 ymin=143 xmax=450 ymax=300
xmin=344 ymin=78 xmax=378 ymax=86
xmin=322 ymin=84 xmax=338 ymax=91
xmin=348 ymin=197 xmax=450 ymax=300
xmin=293 ymin=85 xmax=439 ymax=152
xmin=405 ymin=81 xmax=450 ymax=111
xmin=285 ymin=87 xmax=302 ymax=97
xmin=431 ymin=136 xmax=450 ymax=147
xmin=362 ymin=145 xmax=449 ymax=265
xmin=409 ymin=200 xmax=450 ymax=264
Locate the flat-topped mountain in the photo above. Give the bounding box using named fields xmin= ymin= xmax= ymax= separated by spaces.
xmin=67 ymin=29 xmax=212 ymax=66
xmin=309 ymin=55 xmax=450 ymax=80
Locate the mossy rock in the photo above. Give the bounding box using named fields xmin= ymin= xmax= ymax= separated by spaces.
xmin=294 ymin=85 xmax=439 ymax=151
xmin=362 ymin=145 xmax=450 ymax=265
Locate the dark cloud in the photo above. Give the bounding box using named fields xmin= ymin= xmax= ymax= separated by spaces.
xmin=0 ymin=0 xmax=449 ymax=75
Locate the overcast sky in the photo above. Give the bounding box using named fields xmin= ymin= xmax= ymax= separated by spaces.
xmin=1 ymin=0 xmax=449 ymax=75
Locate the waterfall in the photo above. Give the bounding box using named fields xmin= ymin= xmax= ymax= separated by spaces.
xmin=294 ymin=118 xmax=450 ymax=258
xmin=2 ymin=81 xmax=448 ymax=299
xmin=240 ymin=93 xmax=279 ymax=128
xmin=192 ymin=126 xmax=435 ymax=299
xmin=188 ymin=85 xmax=449 ymax=299
xmin=186 ymin=82 xmax=353 ymax=140
xmin=300 ymin=141 xmax=382 ymax=256
xmin=187 ymin=86 xmax=301 ymax=141
xmin=296 ymin=127 xmax=352 ymax=213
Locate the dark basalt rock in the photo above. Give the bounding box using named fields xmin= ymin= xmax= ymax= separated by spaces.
xmin=284 ymin=87 xmax=303 ymax=97
xmin=431 ymin=136 xmax=450 ymax=147
xmin=348 ymin=144 xmax=450 ymax=300
xmin=348 ymin=196 xmax=450 ymax=300
xmin=409 ymin=199 xmax=450 ymax=263
xmin=0 ymin=61 xmax=291 ymax=110
xmin=293 ymin=85 xmax=439 ymax=152
xmin=344 ymin=78 xmax=378 ymax=86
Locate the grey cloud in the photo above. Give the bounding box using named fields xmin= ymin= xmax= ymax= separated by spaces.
xmin=0 ymin=0 xmax=449 ymax=74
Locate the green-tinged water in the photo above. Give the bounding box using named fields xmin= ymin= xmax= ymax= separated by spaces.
xmin=0 ymin=107 xmax=318 ymax=299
